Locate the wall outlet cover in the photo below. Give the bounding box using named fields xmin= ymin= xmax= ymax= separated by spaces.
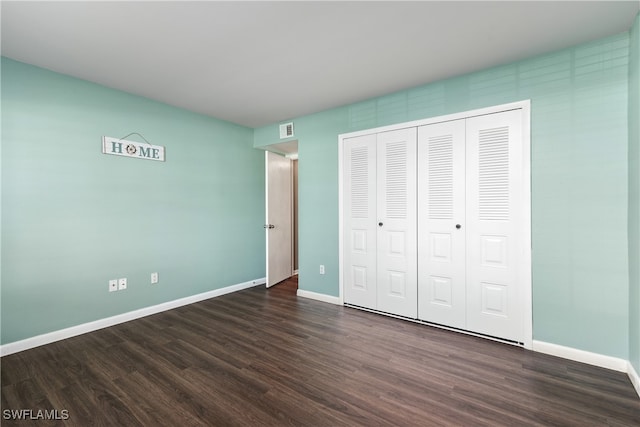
xmin=118 ymin=278 xmax=127 ymax=290
xmin=151 ymin=272 xmax=158 ymax=284
xmin=109 ymin=279 xmax=118 ymax=292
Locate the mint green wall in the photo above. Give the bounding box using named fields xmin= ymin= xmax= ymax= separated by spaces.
xmin=256 ymin=33 xmax=631 ymax=358
xmin=1 ymin=58 xmax=265 ymax=344
xmin=629 ymin=12 xmax=640 ymax=374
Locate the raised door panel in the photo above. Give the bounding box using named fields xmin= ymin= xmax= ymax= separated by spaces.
xmin=465 ymin=109 xmax=524 ymax=342
xmin=417 ymin=120 xmax=466 ymax=328
xmin=376 ymin=128 xmax=417 ymax=318
xmin=343 ymin=134 xmax=377 ymax=309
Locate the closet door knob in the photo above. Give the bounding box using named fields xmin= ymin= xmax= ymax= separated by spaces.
xmin=456 ymin=224 xmax=462 ymax=229
xmin=378 ymin=222 xmax=384 ymax=227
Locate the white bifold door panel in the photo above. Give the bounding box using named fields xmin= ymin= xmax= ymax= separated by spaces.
xmin=465 ymin=109 xmax=524 ymax=342
xmin=376 ymin=128 xmax=417 ymax=318
xmin=417 ymin=120 xmax=467 ymax=328
xmin=343 ymin=134 xmax=377 ymax=309
xmin=343 ymin=128 xmax=417 ymax=318
xmin=417 ymin=109 xmax=525 ymax=343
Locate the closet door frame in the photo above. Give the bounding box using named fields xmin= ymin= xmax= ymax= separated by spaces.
xmin=338 ymin=100 xmax=532 ymax=349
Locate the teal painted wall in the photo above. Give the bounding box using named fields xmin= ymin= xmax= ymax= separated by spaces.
xmin=255 ymin=33 xmax=631 ymax=359
xmin=629 ymin=12 xmax=640 ymax=374
xmin=1 ymin=58 xmax=265 ymax=345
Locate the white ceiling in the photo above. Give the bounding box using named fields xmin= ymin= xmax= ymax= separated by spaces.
xmin=2 ymin=1 xmax=638 ymax=128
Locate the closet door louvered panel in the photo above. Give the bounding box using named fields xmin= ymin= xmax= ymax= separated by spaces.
xmin=343 ymin=134 xmax=377 ymax=310
xmin=376 ymin=128 xmax=417 ymax=318
xmin=466 ymin=109 xmax=524 ymax=342
xmin=417 ymin=120 xmax=466 ymax=328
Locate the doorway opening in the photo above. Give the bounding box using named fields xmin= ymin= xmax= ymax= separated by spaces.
xmin=262 ymin=140 xmax=298 ymax=291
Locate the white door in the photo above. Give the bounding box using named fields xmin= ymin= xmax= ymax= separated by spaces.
xmin=266 ymin=151 xmax=292 ymax=287
xmin=465 ymin=109 xmax=524 ymax=342
xmin=417 ymin=120 xmax=466 ymax=328
xmin=343 ymin=134 xmax=377 ymax=309
xmin=376 ymin=128 xmax=417 ymax=318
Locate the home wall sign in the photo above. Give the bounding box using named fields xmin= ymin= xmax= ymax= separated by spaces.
xmin=102 ymin=136 xmax=165 ymax=162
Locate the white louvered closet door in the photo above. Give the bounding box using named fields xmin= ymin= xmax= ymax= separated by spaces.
xmin=343 ymin=134 xmax=377 ymax=310
xmin=417 ymin=120 xmax=466 ymax=328
xmin=466 ymin=109 xmax=524 ymax=342
xmin=376 ymin=128 xmax=417 ymax=318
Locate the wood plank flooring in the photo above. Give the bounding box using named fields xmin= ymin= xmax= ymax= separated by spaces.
xmin=2 ymin=276 xmax=639 ymax=426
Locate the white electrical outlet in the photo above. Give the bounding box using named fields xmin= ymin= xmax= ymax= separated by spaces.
xmin=118 ymin=278 xmax=127 ymax=290
xmin=109 ymin=279 xmax=118 ymax=292
xmin=319 ymin=265 xmax=325 ymax=275
xmin=151 ymin=272 xmax=158 ymax=284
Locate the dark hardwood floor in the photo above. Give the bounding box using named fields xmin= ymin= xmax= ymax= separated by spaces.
xmin=2 ymin=276 xmax=639 ymax=426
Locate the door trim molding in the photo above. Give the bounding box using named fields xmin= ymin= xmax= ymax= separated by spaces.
xmin=338 ymin=100 xmax=532 ymax=348
xmin=339 ymin=101 xmax=531 ymax=139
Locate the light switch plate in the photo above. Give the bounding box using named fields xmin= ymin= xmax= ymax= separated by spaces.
xmin=118 ymin=278 xmax=127 ymax=290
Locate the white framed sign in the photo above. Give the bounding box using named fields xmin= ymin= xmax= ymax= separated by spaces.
xmin=102 ymin=136 xmax=165 ymax=162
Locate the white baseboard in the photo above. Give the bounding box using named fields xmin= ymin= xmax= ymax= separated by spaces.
xmin=532 ymin=340 xmax=628 ymax=372
xmin=296 ymin=289 xmax=341 ymax=305
xmin=532 ymin=340 xmax=640 ymax=398
xmin=0 ymin=277 xmax=266 ymax=357
xmin=628 ymin=361 xmax=640 ymax=398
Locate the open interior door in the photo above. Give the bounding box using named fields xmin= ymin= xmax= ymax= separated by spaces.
xmin=265 ymin=151 xmax=293 ymax=287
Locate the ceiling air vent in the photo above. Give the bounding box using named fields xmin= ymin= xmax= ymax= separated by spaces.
xmin=279 ymin=122 xmax=294 ymax=139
